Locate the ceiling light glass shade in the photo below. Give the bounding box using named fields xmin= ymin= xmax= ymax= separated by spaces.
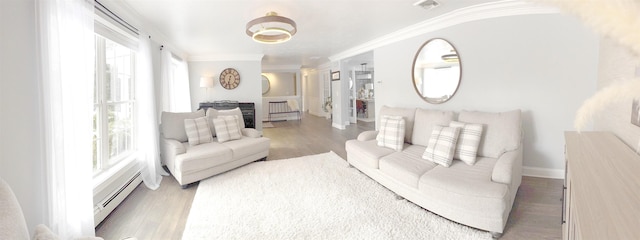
xmin=246 ymin=12 xmax=297 ymax=44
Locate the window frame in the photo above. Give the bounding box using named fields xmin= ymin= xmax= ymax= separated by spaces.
xmin=92 ymin=19 xmax=139 ymax=177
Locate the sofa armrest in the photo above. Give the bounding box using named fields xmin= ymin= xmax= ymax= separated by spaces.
xmin=162 ymin=138 xmax=186 ymax=155
xmin=160 ymin=137 xmax=185 ymax=169
xmin=357 ymin=130 xmax=379 ymax=141
xmin=241 ymin=128 xmax=262 ymax=138
xmin=491 ymin=147 xmax=523 ymax=187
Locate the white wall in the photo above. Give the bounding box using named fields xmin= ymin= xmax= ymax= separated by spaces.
xmin=188 ymin=60 xmax=263 ymax=130
xmin=262 ymin=72 xmax=296 ymax=97
xmin=593 ymin=37 xmax=640 ymax=152
xmin=373 ymin=14 xmax=599 ymax=174
xmin=0 ymin=0 xmax=48 ymax=233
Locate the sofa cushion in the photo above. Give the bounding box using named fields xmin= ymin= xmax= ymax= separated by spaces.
xmin=213 ymin=115 xmax=242 ymax=143
xmin=411 ymin=109 xmax=455 ymax=146
xmin=378 ymin=106 xmax=416 ymax=144
xmin=450 ymin=121 xmax=483 ymax=165
xmin=379 ymin=145 xmax=437 ymax=188
xmin=345 ymin=139 xmax=398 ymax=169
xmin=422 ymin=125 xmax=460 ymax=167
xmin=458 ymin=110 xmax=521 ymax=158
xmin=221 ymin=136 xmax=270 ymax=160
xmin=161 ymin=110 xmax=205 ymax=142
xmin=175 ymin=142 xmax=233 ymax=173
xmin=418 ymin=157 xmax=509 ymax=218
xmin=376 ymin=115 xmax=406 ymax=151
xmin=184 ymin=117 xmax=213 ymax=146
xmin=206 ymin=107 xmax=245 ymax=137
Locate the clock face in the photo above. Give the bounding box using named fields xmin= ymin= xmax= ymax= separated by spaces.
xmin=219 ymin=68 xmax=240 ymax=90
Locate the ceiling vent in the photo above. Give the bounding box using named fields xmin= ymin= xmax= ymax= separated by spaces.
xmin=413 ymin=0 xmax=440 ymax=10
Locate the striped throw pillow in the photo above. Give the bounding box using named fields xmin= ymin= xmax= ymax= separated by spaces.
xmin=213 ymin=115 xmax=242 ymax=143
xmin=450 ymin=121 xmax=483 ymax=165
xmin=422 ymin=125 xmax=460 ymax=167
xmin=184 ymin=117 xmax=213 ymax=146
xmin=376 ymin=115 xmax=406 ymax=151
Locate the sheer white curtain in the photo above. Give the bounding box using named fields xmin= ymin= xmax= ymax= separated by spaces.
xmin=136 ymin=33 xmax=168 ymax=190
xmin=161 ymin=49 xmax=192 ymax=112
xmin=36 ymin=0 xmax=96 ymax=238
xmin=175 ymin=59 xmax=193 ymax=111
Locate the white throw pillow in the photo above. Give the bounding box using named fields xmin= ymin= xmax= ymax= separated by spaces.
xmin=449 ymin=121 xmax=483 ymax=165
xmin=184 ymin=117 xmax=213 ymax=146
xmin=376 ymin=115 xmax=406 ymax=151
xmin=422 ymin=125 xmax=461 ymax=167
xmin=206 ymin=107 xmax=245 ymax=137
xmin=213 ymin=115 xmax=242 ymax=143
xmin=33 ymin=224 xmax=59 ymax=240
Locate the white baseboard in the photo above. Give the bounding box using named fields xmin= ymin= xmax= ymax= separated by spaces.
xmin=523 ymin=166 xmax=564 ymax=179
xmin=94 ymin=172 xmax=142 ymax=226
xmin=332 ymin=122 xmax=346 ymax=129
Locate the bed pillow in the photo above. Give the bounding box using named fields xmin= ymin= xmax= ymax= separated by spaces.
xmin=184 ymin=117 xmax=213 ymax=146
xmin=422 ymin=125 xmax=461 ymax=167
xmin=213 ymin=115 xmax=243 ymax=143
xmin=376 ymin=115 xmax=406 ymax=151
xmin=449 ymin=121 xmax=483 ymax=165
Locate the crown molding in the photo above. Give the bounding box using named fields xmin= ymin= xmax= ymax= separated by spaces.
xmin=262 ymin=65 xmax=302 ymax=71
xmin=104 ymin=0 xmax=189 ymax=58
xmin=317 ymin=62 xmax=332 ymax=70
xmin=328 ymin=0 xmax=560 ymax=62
xmin=188 ymin=54 xmax=265 ymax=62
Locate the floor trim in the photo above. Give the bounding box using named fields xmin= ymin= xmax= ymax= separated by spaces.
xmin=523 ymin=166 xmax=564 ymax=179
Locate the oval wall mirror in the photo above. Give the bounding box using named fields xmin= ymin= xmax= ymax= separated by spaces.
xmin=411 ymin=38 xmax=461 ymax=104
xmin=262 ymin=75 xmax=270 ymax=95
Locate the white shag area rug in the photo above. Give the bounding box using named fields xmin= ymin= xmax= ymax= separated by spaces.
xmin=182 ymin=152 xmax=492 ymax=240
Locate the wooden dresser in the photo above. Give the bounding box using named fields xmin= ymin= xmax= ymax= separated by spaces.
xmin=563 ymin=132 xmax=640 ymax=239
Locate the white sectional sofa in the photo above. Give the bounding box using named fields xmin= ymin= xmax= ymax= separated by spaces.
xmin=345 ymin=106 xmax=522 ymax=235
xmin=160 ymin=108 xmax=270 ymax=188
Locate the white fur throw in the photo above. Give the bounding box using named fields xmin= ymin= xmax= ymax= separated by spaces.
xmin=541 ymin=0 xmax=640 ymax=56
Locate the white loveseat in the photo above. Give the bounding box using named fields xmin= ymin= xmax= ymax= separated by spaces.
xmin=160 ymin=108 xmax=270 ymax=188
xmin=345 ymin=106 xmax=522 ymax=235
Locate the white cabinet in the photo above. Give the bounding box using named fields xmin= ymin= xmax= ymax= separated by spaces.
xmin=563 ymin=132 xmax=640 ymax=240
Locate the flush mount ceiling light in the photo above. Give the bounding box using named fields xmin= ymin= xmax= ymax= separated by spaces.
xmin=413 ymin=0 xmax=440 ymax=10
xmin=246 ymin=11 xmax=297 ymax=44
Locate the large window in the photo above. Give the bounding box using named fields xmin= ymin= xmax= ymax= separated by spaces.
xmin=93 ymin=34 xmax=136 ymax=173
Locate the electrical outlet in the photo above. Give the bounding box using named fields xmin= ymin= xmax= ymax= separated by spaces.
xmin=635 ymin=66 xmax=640 ymax=77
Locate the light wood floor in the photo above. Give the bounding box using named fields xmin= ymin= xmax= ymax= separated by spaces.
xmin=95 ymin=113 xmax=562 ymax=240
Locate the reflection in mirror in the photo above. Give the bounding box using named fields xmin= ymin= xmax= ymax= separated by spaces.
xmin=412 ymin=38 xmax=461 ymax=104
xmin=261 ymin=72 xmax=297 ymax=97
xmin=262 ymin=75 xmax=270 ymax=95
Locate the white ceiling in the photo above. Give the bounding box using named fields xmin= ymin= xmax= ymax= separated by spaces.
xmin=118 ymin=0 xmax=496 ymax=67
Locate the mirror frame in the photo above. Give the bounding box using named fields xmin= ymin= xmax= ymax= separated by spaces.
xmin=411 ymin=38 xmax=462 ymax=104
xmin=261 ymin=75 xmax=270 ymax=95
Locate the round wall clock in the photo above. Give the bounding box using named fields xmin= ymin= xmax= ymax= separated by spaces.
xmin=220 ymin=68 xmax=240 ymax=90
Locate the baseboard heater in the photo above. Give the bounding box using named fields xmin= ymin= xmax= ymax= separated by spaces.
xmin=94 ymin=171 xmax=142 ymax=227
